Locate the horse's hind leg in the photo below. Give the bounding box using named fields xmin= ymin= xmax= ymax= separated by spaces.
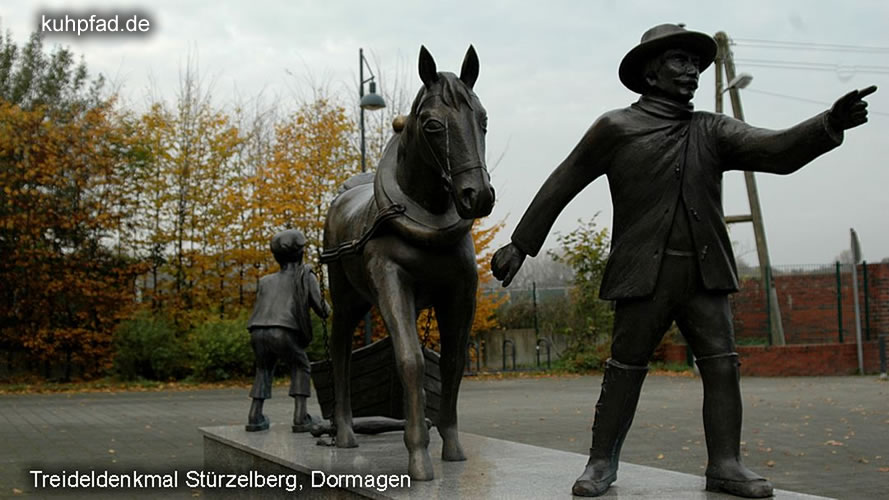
xmin=367 ymin=258 xmax=434 ymax=481
xmin=328 ymin=263 xmax=369 ymax=449
xmin=434 ymin=274 xmax=476 ymax=462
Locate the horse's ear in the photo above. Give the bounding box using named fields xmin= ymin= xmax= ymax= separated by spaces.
xmin=460 ymin=45 xmax=479 ymax=89
xmin=418 ymin=45 xmax=438 ymax=88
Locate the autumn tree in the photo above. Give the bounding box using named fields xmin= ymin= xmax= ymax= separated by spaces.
xmin=125 ymin=63 xmax=244 ymax=325
xmin=225 ymin=98 xmax=280 ymax=308
xmin=263 ymin=95 xmax=359 ymax=269
xmin=0 ymin=32 xmax=142 ymax=378
xmin=471 ymin=219 xmax=507 ymax=333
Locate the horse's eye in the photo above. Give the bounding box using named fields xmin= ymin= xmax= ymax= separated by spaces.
xmin=480 ymin=116 xmax=488 ymax=133
xmin=423 ymin=120 xmax=445 ymax=133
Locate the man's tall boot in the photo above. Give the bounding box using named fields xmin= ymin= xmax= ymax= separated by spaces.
xmin=572 ymin=359 xmax=648 ymax=497
xmin=696 ymin=353 xmax=773 ymax=498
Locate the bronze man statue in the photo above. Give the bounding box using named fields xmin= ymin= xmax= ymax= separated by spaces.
xmin=492 ymin=24 xmax=875 ymax=498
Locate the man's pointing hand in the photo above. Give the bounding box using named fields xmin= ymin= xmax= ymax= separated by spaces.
xmin=829 ymin=85 xmax=877 ymax=131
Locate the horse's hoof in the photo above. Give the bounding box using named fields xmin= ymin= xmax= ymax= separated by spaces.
xmin=440 ymin=427 xmax=467 ymax=461
xmin=408 ymin=450 xmax=434 ymax=481
xmin=335 ymin=429 xmax=358 ymax=448
xmin=441 ymin=441 xmax=467 ymax=462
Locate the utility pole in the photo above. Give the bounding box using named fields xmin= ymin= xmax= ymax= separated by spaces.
xmin=715 ymin=33 xmax=724 ymax=114
xmin=715 ymin=31 xmax=786 ymax=346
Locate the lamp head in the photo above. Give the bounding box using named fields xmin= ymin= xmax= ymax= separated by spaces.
xmin=360 ymin=80 xmax=386 ymax=110
xmin=724 ymin=73 xmax=753 ymax=93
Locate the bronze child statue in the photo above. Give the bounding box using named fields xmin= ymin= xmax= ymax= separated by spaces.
xmin=492 ymin=24 xmax=875 ymax=498
xmin=246 ymin=229 xmax=330 ymax=433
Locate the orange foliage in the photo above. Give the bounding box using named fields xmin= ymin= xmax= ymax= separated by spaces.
xmin=0 ymin=101 xmax=145 ymax=376
xmin=0 ymin=41 xmax=501 ymax=379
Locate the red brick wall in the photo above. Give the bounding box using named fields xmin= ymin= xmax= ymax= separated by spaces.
xmin=730 ymin=263 xmax=889 ymax=344
xmin=661 ymin=341 xmax=885 ymax=376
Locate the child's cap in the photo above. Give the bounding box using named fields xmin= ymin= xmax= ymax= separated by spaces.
xmin=270 ymin=229 xmax=307 ymax=261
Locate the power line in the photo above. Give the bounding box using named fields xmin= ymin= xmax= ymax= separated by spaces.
xmin=744 ymin=88 xmax=889 ymax=117
xmin=737 ymin=58 xmax=889 ymax=72
xmin=732 ymin=38 xmax=889 ymax=54
xmin=735 ymin=58 xmax=889 ymax=75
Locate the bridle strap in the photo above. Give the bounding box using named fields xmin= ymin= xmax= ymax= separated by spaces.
xmin=449 ymin=162 xmax=485 ymax=177
xmin=418 ymin=116 xmax=486 ymax=191
xmin=419 ymin=116 xmax=453 ymax=189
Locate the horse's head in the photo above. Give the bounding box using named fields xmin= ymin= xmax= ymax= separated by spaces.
xmin=402 ymin=45 xmax=495 ymax=219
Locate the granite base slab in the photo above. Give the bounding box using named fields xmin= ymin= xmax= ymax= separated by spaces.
xmin=200 ymin=425 xmax=833 ymax=499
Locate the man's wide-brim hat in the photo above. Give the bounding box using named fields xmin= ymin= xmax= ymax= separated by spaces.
xmin=619 ymin=23 xmax=717 ymax=94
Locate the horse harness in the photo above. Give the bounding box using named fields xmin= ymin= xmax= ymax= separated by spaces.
xmin=319 ymin=203 xmax=405 ymax=264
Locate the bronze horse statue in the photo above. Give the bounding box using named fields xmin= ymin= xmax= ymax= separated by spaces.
xmin=322 ymin=45 xmax=494 ymax=480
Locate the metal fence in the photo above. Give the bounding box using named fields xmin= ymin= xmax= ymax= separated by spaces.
xmin=489 ymin=261 xmax=885 ymax=346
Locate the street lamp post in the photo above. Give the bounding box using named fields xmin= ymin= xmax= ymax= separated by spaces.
xmin=359 ymin=48 xmax=386 ymax=173
xmin=358 ymin=48 xmax=386 ymax=344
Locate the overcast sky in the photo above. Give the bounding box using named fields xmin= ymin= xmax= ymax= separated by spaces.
xmin=3 ymin=1 xmax=887 ymax=268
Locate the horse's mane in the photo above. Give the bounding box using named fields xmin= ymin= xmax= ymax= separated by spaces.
xmin=409 ymin=73 xmax=478 ymax=115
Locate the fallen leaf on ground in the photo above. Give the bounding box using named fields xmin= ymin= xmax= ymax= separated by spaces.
xmin=766 ymin=460 xmax=776 ymax=467
xmin=824 ymin=440 xmax=844 ymax=446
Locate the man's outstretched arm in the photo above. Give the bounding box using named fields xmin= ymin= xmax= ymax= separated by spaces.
xmin=719 ymin=85 xmax=876 ymax=174
xmin=492 ymin=114 xmax=618 ymax=286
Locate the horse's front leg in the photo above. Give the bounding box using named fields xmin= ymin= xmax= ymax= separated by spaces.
xmin=328 ymin=264 xmax=369 ymax=449
xmin=367 ymin=256 xmax=433 ymax=481
xmin=434 ymin=259 xmax=476 ymax=462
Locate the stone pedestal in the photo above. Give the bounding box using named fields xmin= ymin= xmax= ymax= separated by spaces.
xmin=200 ymin=425 xmax=833 ymax=499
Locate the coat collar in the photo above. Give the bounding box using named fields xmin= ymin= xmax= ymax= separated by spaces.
xmin=633 ymin=95 xmax=694 ymax=120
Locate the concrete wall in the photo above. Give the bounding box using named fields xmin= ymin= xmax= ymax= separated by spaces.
xmin=473 ymin=329 xmax=569 ymax=371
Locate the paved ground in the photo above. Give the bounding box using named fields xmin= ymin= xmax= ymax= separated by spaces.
xmin=1 ymin=374 xmax=887 ymax=499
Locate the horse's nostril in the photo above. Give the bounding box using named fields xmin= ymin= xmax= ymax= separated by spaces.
xmin=461 ymin=188 xmax=476 ymax=208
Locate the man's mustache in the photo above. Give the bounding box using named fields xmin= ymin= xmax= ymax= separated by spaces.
xmin=675 ymin=78 xmax=699 ymax=89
